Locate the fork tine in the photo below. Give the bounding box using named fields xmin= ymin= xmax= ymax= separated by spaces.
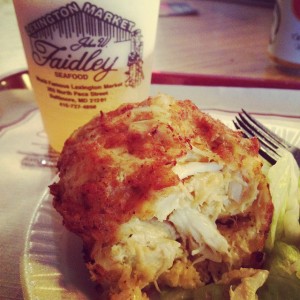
xmin=235 ymin=115 xmax=279 ymax=154
xmin=233 ymin=119 xmax=279 ymax=165
xmin=257 ymin=148 xmax=278 ymax=165
xmin=241 ymin=109 xmax=291 ymax=149
xmin=236 ymin=114 xmax=282 ymax=158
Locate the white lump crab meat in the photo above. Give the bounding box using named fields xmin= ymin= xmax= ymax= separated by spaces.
xmin=51 ymin=94 xmax=274 ymax=299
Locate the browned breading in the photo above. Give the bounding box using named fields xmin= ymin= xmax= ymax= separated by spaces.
xmin=51 ymin=94 xmax=273 ymax=299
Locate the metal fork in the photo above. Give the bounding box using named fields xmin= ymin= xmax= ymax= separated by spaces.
xmin=233 ymin=109 xmax=300 ymax=167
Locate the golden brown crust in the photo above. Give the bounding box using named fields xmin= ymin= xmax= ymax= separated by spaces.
xmin=52 ymin=97 xmax=260 ymax=244
xmin=51 ymin=94 xmax=273 ymax=298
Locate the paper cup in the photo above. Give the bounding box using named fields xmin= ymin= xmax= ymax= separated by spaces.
xmin=13 ymin=0 xmax=160 ymax=151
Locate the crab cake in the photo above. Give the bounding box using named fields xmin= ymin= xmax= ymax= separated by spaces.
xmin=51 ymin=94 xmax=273 ymax=299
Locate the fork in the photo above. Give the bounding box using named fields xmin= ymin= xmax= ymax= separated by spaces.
xmin=233 ymin=109 xmax=300 ymax=167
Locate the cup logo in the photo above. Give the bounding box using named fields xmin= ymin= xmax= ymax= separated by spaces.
xmin=25 ymin=1 xmax=144 ymax=87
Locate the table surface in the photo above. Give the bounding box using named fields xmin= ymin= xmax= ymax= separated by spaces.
xmin=154 ymin=0 xmax=300 ymax=87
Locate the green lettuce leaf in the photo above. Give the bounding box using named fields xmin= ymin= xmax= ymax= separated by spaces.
xmin=257 ymin=241 xmax=300 ymax=299
xmin=265 ymin=151 xmax=300 ymax=250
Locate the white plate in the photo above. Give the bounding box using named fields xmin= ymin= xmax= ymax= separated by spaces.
xmin=21 ymin=185 xmax=99 ymax=299
xmin=20 ymin=99 xmax=300 ymax=299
